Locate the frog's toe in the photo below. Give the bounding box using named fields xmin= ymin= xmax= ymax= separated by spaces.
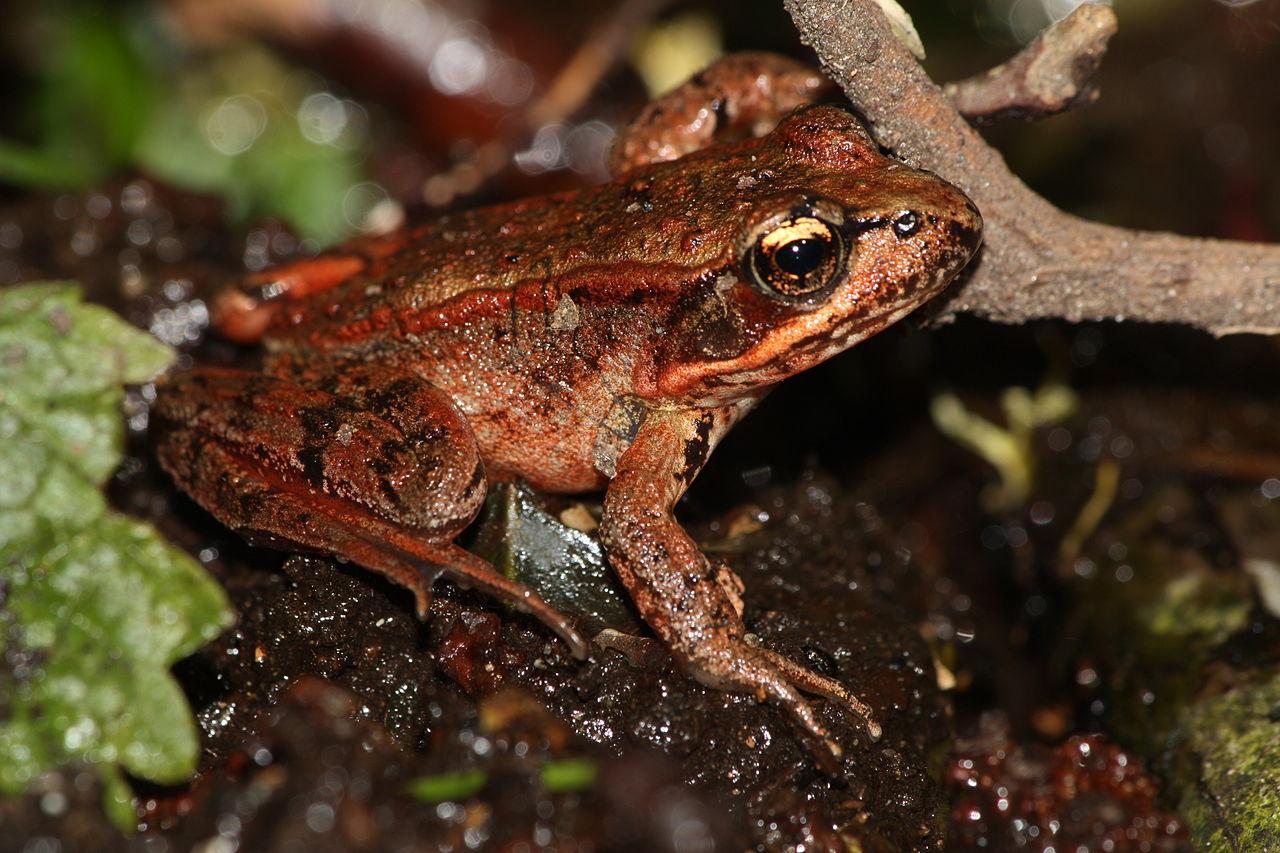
xmin=753 ymin=644 xmax=882 ymax=742
xmin=429 ymin=544 xmax=589 ymax=659
xmin=685 ymin=638 xmax=879 ymax=769
xmin=592 ymin=628 xmax=666 ymax=668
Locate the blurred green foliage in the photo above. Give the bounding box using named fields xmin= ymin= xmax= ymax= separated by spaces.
xmin=0 ymin=10 xmax=154 ymax=187
xmin=405 ymin=769 xmax=488 ymax=803
xmin=406 ymin=758 xmax=598 ymax=803
xmin=0 ymin=282 xmax=234 ymax=830
xmin=0 ymin=2 xmax=373 ymax=246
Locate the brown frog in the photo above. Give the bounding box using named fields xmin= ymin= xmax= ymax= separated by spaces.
xmin=154 ymin=54 xmax=982 ymax=764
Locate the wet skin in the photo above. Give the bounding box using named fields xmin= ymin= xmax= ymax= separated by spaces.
xmin=154 ymin=53 xmax=982 ymax=766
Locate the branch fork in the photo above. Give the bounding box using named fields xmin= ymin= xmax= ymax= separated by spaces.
xmin=785 ymin=0 xmax=1280 ymax=336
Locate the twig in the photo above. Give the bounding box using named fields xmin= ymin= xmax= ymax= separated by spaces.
xmin=784 ymin=0 xmax=1280 ymax=336
xmin=944 ymin=4 xmax=1117 ymax=124
xmin=526 ymin=0 xmax=673 ymax=129
xmin=424 ymin=0 xmax=674 ymax=206
xmin=1058 ymin=457 xmax=1120 ymax=568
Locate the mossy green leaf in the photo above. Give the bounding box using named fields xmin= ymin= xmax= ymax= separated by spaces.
xmin=0 ymin=281 xmax=234 ymax=828
xmin=0 ymin=282 xmax=172 ymax=402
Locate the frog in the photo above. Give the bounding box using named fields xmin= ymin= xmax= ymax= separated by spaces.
xmin=153 ymin=53 xmax=982 ymax=765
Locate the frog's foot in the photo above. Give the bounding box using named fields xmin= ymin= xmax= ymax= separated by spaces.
xmin=592 ymin=628 xmax=665 ymax=668
xmin=750 ymin=643 xmax=882 ymax=742
xmin=610 ymin=52 xmax=834 ymax=173
xmin=682 ymin=635 xmax=880 ymax=771
xmin=153 ymin=367 xmax=587 ymax=658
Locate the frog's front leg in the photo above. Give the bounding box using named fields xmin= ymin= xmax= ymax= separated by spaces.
xmin=599 ymin=408 xmax=880 ymax=766
xmin=153 ymin=365 xmax=587 ymax=658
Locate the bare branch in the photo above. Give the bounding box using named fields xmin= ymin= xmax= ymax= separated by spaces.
xmin=784 ymin=0 xmax=1280 ymax=336
xmin=944 ymin=4 xmax=1117 ymax=124
xmin=425 ymin=0 xmax=676 ymax=206
xmin=526 ymin=0 xmax=675 ymax=129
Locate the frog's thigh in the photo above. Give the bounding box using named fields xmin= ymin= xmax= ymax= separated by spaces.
xmin=153 ymin=367 xmax=587 ymax=656
xmin=156 ymin=366 xmax=486 ymax=535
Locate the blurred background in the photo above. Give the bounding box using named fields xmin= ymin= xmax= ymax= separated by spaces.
xmin=1 ymin=0 xmax=1276 ymax=257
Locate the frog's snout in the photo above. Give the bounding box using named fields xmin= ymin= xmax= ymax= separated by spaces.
xmin=888 ymin=185 xmax=983 ymax=282
xmin=949 ymin=197 xmax=984 ymax=259
xmin=843 ymin=179 xmax=983 ymax=312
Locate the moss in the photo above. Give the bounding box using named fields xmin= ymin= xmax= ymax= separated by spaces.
xmin=1172 ymin=676 xmax=1280 ymax=851
xmin=1132 ymin=566 xmax=1253 ymax=651
xmin=1076 ymin=540 xmax=1253 ymax=755
xmin=1066 ymin=481 xmax=1278 ymax=848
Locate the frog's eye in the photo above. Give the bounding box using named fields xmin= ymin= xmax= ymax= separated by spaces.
xmin=745 ymin=215 xmax=847 ymax=302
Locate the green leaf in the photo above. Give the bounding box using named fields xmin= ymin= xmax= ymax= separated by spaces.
xmin=405 ymin=759 xmax=599 ymax=803
xmin=0 ymin=139 xmax=105 ymax=189
xmin=57 ymin=11 xmax=156 ymax=163
xmin=0 ymin=4 xmax=156 ymax=190
xmin=132 ymin=45 xmax=372 ymax=246
xmin=471 ymin=483 xmax=638 ymax=634
xmin=0 ymin=282 xmax=172 ymax=405
xmin=0 ymin=281 xmax=234 ymax=829
xmin=4 ymin=7 xmax=372 ymax=245
xmin=98 ymin=766 xmax=138 ymax=831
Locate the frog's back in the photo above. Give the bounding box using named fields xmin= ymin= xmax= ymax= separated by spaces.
xmin=256 ymin=167 xmax=735 ymax=492
xmin=263 ymin=192 xmax=603 ymax=362
xmin=261 ymin=159 xmax=748 ymax=370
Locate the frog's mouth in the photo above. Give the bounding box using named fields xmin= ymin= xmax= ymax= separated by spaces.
xmin=708 ymin=286 xmax=939 ymax=393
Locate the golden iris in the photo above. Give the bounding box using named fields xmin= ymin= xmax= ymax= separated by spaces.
xmin=746 ymin=215 xmax=846 ymax=301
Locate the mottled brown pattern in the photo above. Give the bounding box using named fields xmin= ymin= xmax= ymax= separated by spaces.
xmin=153 ymin=54 xmax=981 ymax=766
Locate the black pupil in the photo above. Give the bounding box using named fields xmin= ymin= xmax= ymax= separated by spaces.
xmin=774 ymin=238 xmax=826 ymax=277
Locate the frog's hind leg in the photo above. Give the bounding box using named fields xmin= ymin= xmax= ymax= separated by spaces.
xmin=153 ymin=366 xmax=587 ymax=658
